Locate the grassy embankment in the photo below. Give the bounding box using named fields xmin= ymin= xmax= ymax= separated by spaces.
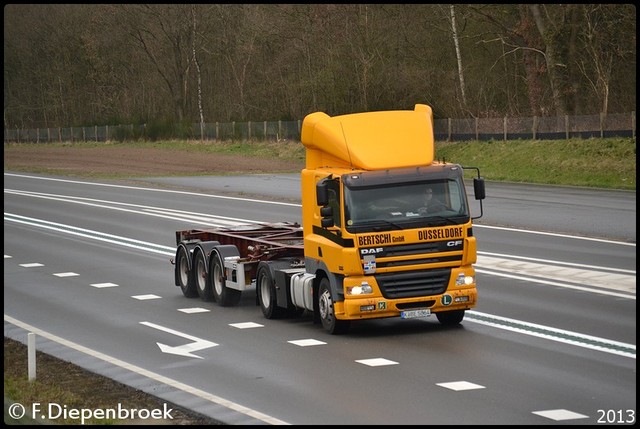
xmin=3 ymin=137 xmax=636 ymax=190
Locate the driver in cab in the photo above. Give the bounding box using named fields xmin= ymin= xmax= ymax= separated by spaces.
xmin=418 ymin=187 xmax=446 ymax=214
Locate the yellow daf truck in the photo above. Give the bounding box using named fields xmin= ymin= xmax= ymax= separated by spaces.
xmin=173 ymin=104 xmax=485 ymax=334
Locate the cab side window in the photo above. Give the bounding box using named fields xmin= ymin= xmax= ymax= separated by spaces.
xmin=327 ymin=180 xmax=341 ymax=228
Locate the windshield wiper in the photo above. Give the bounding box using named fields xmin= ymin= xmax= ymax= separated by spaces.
xmin=425 ymin=214 xmax=467 ymax=226
xmin=350 ymin=219 xmax=405 ymax=232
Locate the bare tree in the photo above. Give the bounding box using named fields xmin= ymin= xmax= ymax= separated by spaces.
xmin=577 ymin=5 xmax=635 ymax=116
xmin=191 ymin=5 xmax=205 ymax=139
xmin=528 ymin=4 xmax=565 ymax=115
xmin=449 ymin=4 xmax=467 ymax=108
xmin=117 ymin=4 xmax=195 ymax=123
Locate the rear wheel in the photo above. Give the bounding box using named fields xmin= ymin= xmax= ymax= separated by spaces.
xmin=257 ymin=266 xmax=286 ymax=319
xmin=176 ymin=247 xmax=197 ymax=298
xmin=436 ymin=310 xmax=465 ymax=325
xmin=194 ymin=251 xmax=214 ymax=301
xmin=211 ymin=253 xmax=241 ymax=306
xmin=318 ymin=278 xmax=350 ymax=335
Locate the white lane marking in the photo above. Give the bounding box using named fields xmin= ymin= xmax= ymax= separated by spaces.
xmin=91 ymin=282 xmax=119 ymax=288
xmin=532 ymin=409 xmax=589 ymax=421
xmin=178 ymin=307 xmax=210 ymax=314
xmin=479 ymin=251 xmax=636 ymax=274
xmin=229 ymin=322 xmax=263 ymax=329
xmin=476 ymin=254 xmax=636 ymax=295
xmin=5 ymin=213 xmax=174 ymax=255
xmin=476 ymin=223 xmax=635 ymax=246
xmin=140 ymin=321 xmax=218 ymax=359
xmin=466 ymin=311 xmax=635 ymax=359
xmin=475 ymin=268 xmax=635 ymax=300
xmin=5 ymin=188 xmax=262 ymax=228
xmin=19 ymin=262 xmax=44 ymax=268
xmin=4 ymin=315 xmax=289 ymax=425
xmin=4 ymin=173 xmax=299 ymax=207
xmin=355 ymin=358 xmax=399 ymax=367
xmin=132 ymin=294 xmax=161 ymax=300
xmin=53 ymin=272 xmax=79 ymax=278
xmin=436 ymin=381 xmax=485 ymax=391
xmin=288 ymin=339 xmax=326 ymax=347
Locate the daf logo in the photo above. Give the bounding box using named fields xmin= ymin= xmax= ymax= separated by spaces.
xmin=447 ymin=240 xmax=463 ymax=247
xmin=361 ymin=247 xmax=384 ymax=255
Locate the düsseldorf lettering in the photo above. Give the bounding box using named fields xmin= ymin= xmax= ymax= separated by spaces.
xmin=418 ymin=227 xmax=463 ymax=241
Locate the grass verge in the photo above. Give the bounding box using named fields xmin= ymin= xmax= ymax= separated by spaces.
xmin=4 ymin=337 xmax=221 ymax=425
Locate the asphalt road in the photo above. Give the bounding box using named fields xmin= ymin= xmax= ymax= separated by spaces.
xmin=4 ymin=172 xmax=636 ymax=425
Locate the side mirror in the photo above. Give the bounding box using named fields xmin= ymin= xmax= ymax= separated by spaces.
xmin=473 ymin=177 xmax=485 ymax=200
xmin=320 ymin=206 xmax=334 ymax=228
xmin=463 ymin=166 xmax=485 ymax=220
xmin=316 ymin=179 xmax=329 ymax=206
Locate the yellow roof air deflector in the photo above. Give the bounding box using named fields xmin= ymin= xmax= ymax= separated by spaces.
xmin=301 ymin=104 xmax=435 ymax=170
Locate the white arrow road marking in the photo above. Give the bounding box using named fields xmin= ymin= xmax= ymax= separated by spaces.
xmin=140 ymin=321 xmax=218 ymax=359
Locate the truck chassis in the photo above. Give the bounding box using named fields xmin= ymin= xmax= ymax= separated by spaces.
xmin=173 ymin=222 xmax=310 ymax=317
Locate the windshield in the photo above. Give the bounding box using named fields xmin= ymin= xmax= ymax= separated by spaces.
xmin=344 ymin=178 xmax=469 ymax=232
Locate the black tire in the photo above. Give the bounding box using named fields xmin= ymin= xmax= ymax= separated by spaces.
xmin=317 ymin=278 xmax=350 ymax=335
xmin=436 ymin=310 xmax=465 ymax=325
xmin=194 ymin=251 xmax=215 ymax=302
xmin=211 ymin=252 xmax=241 ymax=307
xmin=176 ymin=247 xmax=197 ymax=298
xmin=257 ymin=266 xmax=286 ymax=319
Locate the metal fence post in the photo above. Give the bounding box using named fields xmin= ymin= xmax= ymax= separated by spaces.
xmin=475 ymin=117 xmax=478 ymax=140
xmin=503 ymin=116 xmax=507 ymax=141
xmin=28 ymin=332 xmax=36 ymax=381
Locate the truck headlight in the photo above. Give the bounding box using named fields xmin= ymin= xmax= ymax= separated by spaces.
xmin=456 ymin=273 xmax=475 ymax=286
xmin=347 ymin=281 xmax=373 ymax=295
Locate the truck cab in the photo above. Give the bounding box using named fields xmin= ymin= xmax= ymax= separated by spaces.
xmin=299 ymin=104 xmax=485 ymax=334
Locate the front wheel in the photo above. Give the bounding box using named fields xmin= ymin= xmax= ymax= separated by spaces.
xmin=211 ymin=253 xmax=241 ymax=307
xmin=317 ymin=278 xmax=350 ymax=335
xmin=176 ymin=247 xmax=197 ymax=298
xmin=436 ymin=310 xmax=465 ymax=325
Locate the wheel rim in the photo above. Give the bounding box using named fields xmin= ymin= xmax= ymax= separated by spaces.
xmin=259 ymin=274 xmax=271 ymax=307
xmin=213 ymin=260 xmax=224 ymax=295
xmin=318 ymin=288 xmax=333 ymax=323
xmin=178 ymin=254 xmax=189 ymax=287
xmin=196 ymin=256 xmax=206 ymax=292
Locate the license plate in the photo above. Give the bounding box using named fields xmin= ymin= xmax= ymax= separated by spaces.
xmin=400 ymin=309 xmax=431 ymax=319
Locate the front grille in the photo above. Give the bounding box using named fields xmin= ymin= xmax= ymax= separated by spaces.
xmin=375 ymin=268 xmax=450 ymax=299
xmin=376 ymin=255 xmax=461 ymax=269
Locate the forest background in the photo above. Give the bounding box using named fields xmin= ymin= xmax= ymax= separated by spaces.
xmin=3 ymin=4 xmax=636 ymax=131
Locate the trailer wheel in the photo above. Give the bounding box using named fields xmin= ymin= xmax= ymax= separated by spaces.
xmin=436 ymin=310 xmax=465 ymax=325
xmin=211 ymin=253 xmax=241 ymax=306
xmin=176 ymin=247 xmax=197 ymax=298
xmin=257 ymin=266 xmax=286 ymax=319
xmin=194 ymin=251 xmax=214 ymax=302
xmin=318 ymin=278 xmax=350 ymax=335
